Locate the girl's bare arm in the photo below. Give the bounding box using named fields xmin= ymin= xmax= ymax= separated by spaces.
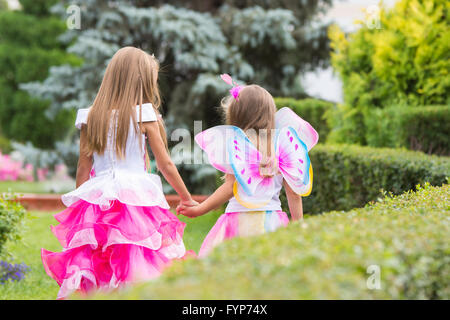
xmin=178 ymin=174 xmax=235 ymax=217
xmin=76 ymin=125 xmax=93 ymax=188
xmin=143 ymin=121 xmax=195 ymax=205
xmin=284 ymin=180 xmax=303 ymax=221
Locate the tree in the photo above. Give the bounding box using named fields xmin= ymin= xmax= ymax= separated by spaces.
xmin=327 ymin=0 xmax=450 ymax=144
xmin=0 ymin=0 xmax=77 ymax=149
xmin=22 ymin=0 xmax=332 ymax=191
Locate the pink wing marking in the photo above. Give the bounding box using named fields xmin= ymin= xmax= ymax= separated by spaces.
xmin=276 ymin=127 xmax=311 ymax=195
xmin=275 ymin=107 xmax=319 ymax=151
xmin=195 ymin=126 xmax=235 ymax=174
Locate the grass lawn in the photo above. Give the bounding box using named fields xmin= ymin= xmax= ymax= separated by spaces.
xmin=0 ymin=208 xmax=222 ymax=300
xmin=0 ymin=181 xmax=74 ymax=194
xmin=0 ymin=212 xmax=60 ymax=299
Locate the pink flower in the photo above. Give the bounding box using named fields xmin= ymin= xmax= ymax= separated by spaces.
xmin=21 ymin=164 xmax=34 ymax=182
xmin=37 ymin=168 xmax=49 ymax=181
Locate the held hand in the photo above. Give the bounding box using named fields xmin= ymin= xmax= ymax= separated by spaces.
xmin=177 ymin=203 xmax=202 ymax=218
xmin=180 ymin=199 xmax=199 ymax=207
xmin=176 ymin=199 xmax=198 ymax=216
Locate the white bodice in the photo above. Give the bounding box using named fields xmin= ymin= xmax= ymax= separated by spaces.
xmin=225 ymin=174 xmax=284 ymax=213
xmin=62 ymin=103 xmax=170 ymax=210
xmin=74 ymin=103 xmax=157 ymax=177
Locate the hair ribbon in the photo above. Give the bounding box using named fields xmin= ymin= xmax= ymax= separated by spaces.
xmin=220 ymin=74 xmax=242 ymax=100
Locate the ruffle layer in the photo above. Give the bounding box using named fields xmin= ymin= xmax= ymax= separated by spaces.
xmin=198 ymin=211 xmax=289 ymax=257
xmin=42 ymin=200 xmax=188 ymax=299
xmin=42 ymin=244 xmax=173 ymax=299
xmin=61 ymin=170 xmax=170 ymax=211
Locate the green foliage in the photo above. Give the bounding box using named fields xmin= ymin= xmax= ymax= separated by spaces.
xmin=91 ymin=184 xmax=450 ymax=299
xmin=328 ymin=0 xmax=450 ymax=143
xmin=19 ymin=0 xmax=59 ymax=16
xmin=0 ymin=135 xmax=11 ymax=153
xmin=0 ymin=0 xmax=7 ymax=10
xmin=23 ymin=0 xmax=332 ymax=185
xmin=295 ymin=144 xmax=450 ymax=214
xmin=0 ymin=212 xmax=65 ymax=299
xmin=274 ymin=97 xmax=334 ymax=141
xmin=0 ymin=193 xmax=27 ymax=259
xmin=0 ymin=6 xmax=76 ymax=149
xmin=365 ymin=105 xmax=450 ymax=155
xmin=324 ymin=102 xmax=368 ymax=145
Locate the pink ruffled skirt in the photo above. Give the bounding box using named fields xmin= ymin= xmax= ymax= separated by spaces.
xmin=198 ymin=210 xmax=289 ymax=257
xmin=41 ymin=200 xmax=188 ymax=299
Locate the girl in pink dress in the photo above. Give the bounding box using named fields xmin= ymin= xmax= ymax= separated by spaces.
xmin=41 ymin=47 xmax=197 ymax=299
xmin=178 ymin=75 xmax=319 ymax=257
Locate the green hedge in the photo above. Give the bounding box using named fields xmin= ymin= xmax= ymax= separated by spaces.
xmin=92 ymin=183 xmax=450 ymax=299
xmin=365 ymin=105 xmax=450 ymax=156
xmin=0 ymin=193 xmax=27 ymax=259
xmin=274 ymin=97 xmax=334 ymax=141
xmin=281 ymin=144 xmax=450 ymax=214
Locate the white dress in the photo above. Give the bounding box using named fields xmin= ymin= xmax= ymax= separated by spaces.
xmin=62 ymin=103 xmax=170 ymax=211
xmin=41 ymin=103 xmax=187 ymax=300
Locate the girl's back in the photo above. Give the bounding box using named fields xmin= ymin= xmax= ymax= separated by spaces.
xmin=63 ymin=103 xmax=169 ymax=211
xmin=76 ymin=103 xmax=155 ymax=176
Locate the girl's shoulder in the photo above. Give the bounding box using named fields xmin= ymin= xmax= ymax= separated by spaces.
xmin=74 ymin=103 xmax=157 ymax=130
xmin=75 ymin=107 xmax=91 ymax=129
xmin=135 ymin=103 xmax=157 ymax=122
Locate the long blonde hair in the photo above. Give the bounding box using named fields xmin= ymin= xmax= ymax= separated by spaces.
xmin=85 ymin=46 xmax=166 ymax=158
xmin=222 ymin=84 xmax=277 ymax=177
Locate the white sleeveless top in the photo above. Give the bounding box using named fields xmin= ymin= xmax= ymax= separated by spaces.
xmin=62 ymin=103 xmax=170 ymax=211
xmin=225 ymin=174 xmax=284 ymax=213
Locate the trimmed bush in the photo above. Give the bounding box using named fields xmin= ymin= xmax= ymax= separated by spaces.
xmin=365 ymin=105 xmax=450 ymax=156
xmin=0 ymin=193 xmax=27 ymax=259
xmin=283 ymin=144 xmax=449 ymax=214
xmin=92 ymin=183 xmax=450 ymax=299
xmin=274 ymin=97 xmax=334 ymax=141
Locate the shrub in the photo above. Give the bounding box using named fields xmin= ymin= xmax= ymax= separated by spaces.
xmin=0 ymin=193 xmax=27 ymax=259
xmin=283 ymin=144 xmax=450 ymax=214
xmin=92 ymin=183 xmax=450 ymax=299
xmin=274 ymin=97 xmax=334 ymax=141
xmin=0 ymin=135 xmax=11 ymax=154
xmin=328 ymin=0 xmax=450 ymax=143
xmin=365 ymin=105 xmax=450 ymax=156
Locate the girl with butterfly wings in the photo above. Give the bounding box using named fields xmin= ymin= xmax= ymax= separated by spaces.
xmin=177 ymin=75 xmax=319 ymax=257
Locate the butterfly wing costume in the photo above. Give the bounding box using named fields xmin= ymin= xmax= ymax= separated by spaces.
xmin=195 ymin=107 xmax=319 ymax=209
